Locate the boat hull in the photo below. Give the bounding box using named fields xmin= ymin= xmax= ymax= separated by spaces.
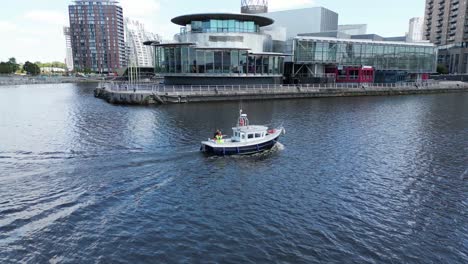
xmin=201 ymin=134 xmax=281 ymax=156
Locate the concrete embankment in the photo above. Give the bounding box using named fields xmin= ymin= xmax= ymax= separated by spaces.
xmin=0 ymin=76 xmax=102 ymax=86
xmin=94 ymin=82 xmax=468 ymax=105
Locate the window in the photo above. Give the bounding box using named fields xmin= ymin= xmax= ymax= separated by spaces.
xmin=248 ymin=134 xmax=254 ymax=139
xmin=241 ymin=134 xmax=245 ymax=139
xmin=255 ymin=133 xmax=261 ymax=138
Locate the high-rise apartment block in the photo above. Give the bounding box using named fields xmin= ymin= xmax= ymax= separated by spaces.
xmin=68 ymin=0 xmax=126 ymax=73
xmin=407 ymin=17 xmax=424 ymax=42
xmin=125 ymin=18 xmax=160 ymax=67
xmin=424 ymin=0 xmax=468 ymax=73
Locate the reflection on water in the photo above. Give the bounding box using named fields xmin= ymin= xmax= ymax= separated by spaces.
xmin=0 ymin=84 xmax=467 ymax=263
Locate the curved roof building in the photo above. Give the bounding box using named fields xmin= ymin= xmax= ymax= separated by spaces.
xmin=146 ymin=13 xmax=288 ymax=85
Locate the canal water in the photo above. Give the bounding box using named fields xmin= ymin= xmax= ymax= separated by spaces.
xmin=0 ymin=83 xmax=467 ymax=263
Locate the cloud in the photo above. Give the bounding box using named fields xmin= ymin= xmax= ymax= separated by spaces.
xmin=269 ymin=0 xmax=315 ymax=11
xmin=23 ymin=10 xmax=67 ymax=24
xmin=120 ymin=0 xmax=160 ymax=17
xmin=0 ymin=21 xmax=17 ymax=32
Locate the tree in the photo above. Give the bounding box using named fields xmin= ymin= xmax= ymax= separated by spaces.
xmin=23 ymin=61 xmax=41 ymax=76
xmin=437 ymin=64 xmax=449 ymax=74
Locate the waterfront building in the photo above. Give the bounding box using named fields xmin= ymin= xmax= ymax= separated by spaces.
xmin=424 ymin=0 xmax=468 ymax=73
xmin=338 ymin=24 xmax=367 ymax=36
xmin=146 ymin=13 xmax=287 ymax=85
xmin=63 ymin=26 xmax=74 ymax=71
xmin=262 ymin=7 xmax=338 ymax=39
xmin=291 ymin=37 xmax=437 ymax=83
xmin=125 ymin=18 xmax=161 ymax=67
xmin=68 ymin=0 xmax=126 ymax=73
xmin=407 ymin=17 xmax=424 ymax=42
xmin=144 ymin=1 xmax=437 ymax=85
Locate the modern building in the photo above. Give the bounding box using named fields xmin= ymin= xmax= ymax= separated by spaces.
xmin=68 ymin=0 xmax=126 ymax=73
xmin=125 ymin=18 xmax=161 ymax=67
xmin=143 ymin=2 xmax=437 ymax=85
xmin=338 ymin=24 xmax=367 ymax=36
xmin=262 ymin=7 xmax=338 ymax=39
xmin=63 ymin=26 xmax=74 ymax=71
xmin=146 ymin=13 xmax=287 ymax=85
xmin=407 ymin=17 xmax=424 ymax=42
xmin=424 ymin=0 xmax=468 ymax=73
xmin=291 ymin=36 xmax=437 ymax=83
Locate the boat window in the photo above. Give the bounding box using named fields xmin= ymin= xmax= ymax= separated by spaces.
xmin=241 ymin=134 xmax=245 ymax=139
xmin=255 ymin=133 xmax=261 ymax=138
xmin=248 ymin=134 xmax=254 ymax=139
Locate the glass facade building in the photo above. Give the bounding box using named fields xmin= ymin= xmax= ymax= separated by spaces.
xmin=294 ymin=37 xmax=437 ymax=73
xmin=181 ymin=20 xmax=259 ymax=34
xmin=154 ymin=44 xmax=284 ymax=76
xmin=147 ymin=13 xmax=286 ymax=85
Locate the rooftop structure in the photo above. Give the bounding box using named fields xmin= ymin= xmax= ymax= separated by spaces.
xmin=241 ymin=0 xmax=268 ymax=14
xmin=338 ymin=24 xmax=367 ymax=36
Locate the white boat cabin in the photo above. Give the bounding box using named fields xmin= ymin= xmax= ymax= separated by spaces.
xmin=230 ymin=113 xmax=269 ymax=143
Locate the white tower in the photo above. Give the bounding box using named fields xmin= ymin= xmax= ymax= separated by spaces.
xmin=63 ymin=26 xmax=74 ymax=71
xmin=124 ymin=18 xmax=161 ymax=67
xmin=241 ymin=0 xmax=268 ymax=14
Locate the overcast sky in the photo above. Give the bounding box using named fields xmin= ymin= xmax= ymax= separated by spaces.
xmin=0 ymin=0 xmax=426 ymax=63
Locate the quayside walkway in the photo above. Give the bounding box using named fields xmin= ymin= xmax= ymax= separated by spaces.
xmin=94 ymin=81 xmax=468 ymax=105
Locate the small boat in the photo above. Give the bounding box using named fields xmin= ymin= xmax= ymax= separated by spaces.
xmin=200 ymin=110 xmax=285 ymax=156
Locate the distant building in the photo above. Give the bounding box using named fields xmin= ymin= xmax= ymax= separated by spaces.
xmin=338 ymin=24 xmax=367 ymax=36
xmin=424 ymin=0 xmax=468 ymax=73
xmin=63 ymin=26 xmax=74 ymax=71
xmin=262 ymin=7 xmax=338 ymax=39
xmin=407 ymin=17 xmax=423 ymax=42
xmin=68 ymin=0 xmax=126 ymax=73
xmin=125 ymin=18 xmax=161 ymax=67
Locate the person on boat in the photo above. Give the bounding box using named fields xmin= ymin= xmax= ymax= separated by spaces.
xmin=213 ymin=129 xmax=221 ymax=140
xmin=214 ymin=130 xmax=224 ymax=144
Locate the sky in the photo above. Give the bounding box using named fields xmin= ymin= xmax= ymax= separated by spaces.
xmin=0 ymin=0 xmax=426 ymax=63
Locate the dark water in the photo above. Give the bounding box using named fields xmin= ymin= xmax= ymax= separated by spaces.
xmin=0 ymin=84 xmax=467 ymax=263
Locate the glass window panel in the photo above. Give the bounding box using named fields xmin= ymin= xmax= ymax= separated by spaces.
xmin=214 ymin=51 xmax=222 ymax=73
xmin=240 ymin=51 xmax=248 ymax=73
xmin=255 ymin=56 xmax=263 ymax=74
xmin=175 ymin=46 xmax=181 ymax=73
xmin=268 ymin=56 xmax=274 ymax=74
xmin=205 ymin=51 xmax=214 ymax=73
xmin=196 ymin=50 xmax=205 ymax=73
xmin=231 ymin=50 xmax=239 ymax=73
xmin=222 ymin=51 xmax=230 ymax=73
xmin=248 ymin=56 xmax=255 ymax=73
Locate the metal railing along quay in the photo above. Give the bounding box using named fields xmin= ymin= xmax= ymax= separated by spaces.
xmin=100 ymin=81 xmax=458 ymax=96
